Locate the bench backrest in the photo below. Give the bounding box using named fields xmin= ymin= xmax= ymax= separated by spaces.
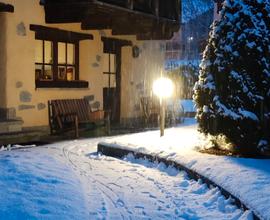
xmin=50 ymin=99 xmax=91 ymax=122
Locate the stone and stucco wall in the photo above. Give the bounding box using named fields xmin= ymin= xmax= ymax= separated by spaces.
xmin=0 ymin=0 xmax=165 ymax=129
xmin=121 ymin=41 xmax=165 ymax=124
xmin=0 ymin=13 xmax=7 ymax=109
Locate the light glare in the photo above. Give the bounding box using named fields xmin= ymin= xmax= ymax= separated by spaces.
xmin=153 ymin=77 xmax=174 ymax=98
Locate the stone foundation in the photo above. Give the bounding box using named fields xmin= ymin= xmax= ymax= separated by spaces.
xmin=0 ymin=108 xmax=17 ymax=120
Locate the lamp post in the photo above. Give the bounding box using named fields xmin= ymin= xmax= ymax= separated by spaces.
xmin=153 ymin=77 xmax=174 ymax=137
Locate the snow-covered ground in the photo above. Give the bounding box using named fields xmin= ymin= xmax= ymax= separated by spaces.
xmin=0 ymin=147 xmax=87 ymax=220
xmin=102 ymin=119 xmax=270 ymax=220
xmin=0 ymin=119 xmax=267 ymax=219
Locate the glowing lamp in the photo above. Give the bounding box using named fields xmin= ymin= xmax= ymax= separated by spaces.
xmin=152 ymin=77 xmax=174 ymax=137
xmin=153 ymin=77 xmax=174 ymax=98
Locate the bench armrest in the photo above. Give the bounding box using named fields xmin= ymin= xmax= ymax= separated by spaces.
xmin=89 ymin=110 xmax=104 ymax=122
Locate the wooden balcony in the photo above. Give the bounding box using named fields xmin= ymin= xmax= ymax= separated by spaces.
xmin=42 ymin=0 xmax=181 ymax=40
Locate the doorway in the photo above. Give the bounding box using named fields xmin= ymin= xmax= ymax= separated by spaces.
xmin=102 ymin=37 xmax=132 ymax=124
xmin=102 ymin=38 xmax=122 ymax=123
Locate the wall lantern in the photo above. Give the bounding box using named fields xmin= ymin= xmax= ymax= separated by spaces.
xmin=132 ymin=45 xmax=140 ymax=58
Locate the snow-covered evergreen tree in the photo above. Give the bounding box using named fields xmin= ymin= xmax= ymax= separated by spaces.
xmin=193 ymin=0 xmax=270 ymax=154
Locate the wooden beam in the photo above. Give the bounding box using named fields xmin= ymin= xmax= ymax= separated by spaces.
xmin=112 ymin=18 xmax=179 ymax=40
xmin=44 ymin=2 xmax=88 ymax=23
xmin=81 ymin=16 xmax=112 ymax=30
xmin=101 ymin=37 xmax=132 ymax=53
xmin=111 ymin=17 xmax=152 ymax=35
xmin=75 ymin=41 xmax=80 ymax=80
xmin=0 ymin=2 xmax=14 ymax=13
xmin=126 ymin=0 xmax=134 ymax=9
xmin=45 ymin=1 xmax=179 ymax=24
xmin=136 ymin=31 xmax=174 ymax=40
xmin=136 ymin=23 xmax=175 ymax=40
xmin=30 ymin=24 xmax=94 ymax=42
xmin=42 ymin=0 xmax=181 ymax=40
xmin=35 ymin=80 xmax=89 ymax=88
xmin=153 ymin=0 xmax=159 ymax=17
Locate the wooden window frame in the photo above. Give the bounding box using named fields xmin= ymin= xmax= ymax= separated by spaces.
xmin=30 ymin=25 xmax=93 ymax=88
xmin=35 ymin=40 xmax=54 ymax=81
xmin=56 ymin=42 xmax=78 ymax=81
xmin=103 ymin=53 xmax=117 ymax=89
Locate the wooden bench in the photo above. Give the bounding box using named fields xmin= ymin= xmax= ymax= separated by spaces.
xmin=48 ymin=99 xmax=105 ymax=138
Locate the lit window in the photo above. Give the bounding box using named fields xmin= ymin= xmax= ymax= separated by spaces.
xmin=35 ymin=40 xmax=53 ymax=80
xmin=31 ymin=25 xmax=93 ymax=88
xmin=103 ymin=53 xmax=116 ymax=88
xmin=57 ymin=42 xmax=75 ymax=81
xmin=35 ymin=40 xmax=76 ymax=82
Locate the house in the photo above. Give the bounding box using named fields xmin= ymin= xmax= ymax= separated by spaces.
xmin=0 ymin=0 xmax=180 ymax=143
xmin=164 ymin=7 xmax=213 ymax=100
xmin=165 ymin=0 xmax=222 ymax=71
xmin=165 ymin=8 xmax=214 ymax=68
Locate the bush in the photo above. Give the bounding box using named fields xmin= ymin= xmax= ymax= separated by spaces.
xmin=193 ymin=0 xmax=270 ymax=154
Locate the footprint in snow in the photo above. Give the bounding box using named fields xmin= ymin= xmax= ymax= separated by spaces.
xmin=100 ymin=202 xmax=107 ymax=212
xmin=116 ymin=199 xmax=125 ymax=207
xmin=108 ymin=182 xmax=122 ymax=188
xmin=157 ymin=206 xmax=163 ymax=211
xmin=186 ymin=160 xmax=197 ymax=168
xmin=39 ymin=208 xmax=50 ymax=215
xmin=126 ymin=184 xmax=134 ymax=190
xmin=189 ymin=183 xmax=207 ymax=195
xmin=179 ymin=180 xmax=189 ymax=188
xmin=158 ymin=200 xmax=165 ymax=204
xmin=168 ymin=152 xmax=177 ymax=157
xmin=123 ymin=175 xmax=130 ymax=178
xmin=147 ymin=177 xmax=154 ymax=182
xmin=135 ymin=205 xmax=144 ymax=209
xmin=203 ymin=191 xmax=221 ymax=207
xmin=89 ymin=211 xmax=100 ymax=218
xmin=179 ymin=208 xmax=198 ymax=220
xmin=141 ymin=191 xmax=157 ymax=198
xmin=128 ymin=168 xmax=137 ymax=172
xmin=149 ymin=194 xmax=157 ymax=199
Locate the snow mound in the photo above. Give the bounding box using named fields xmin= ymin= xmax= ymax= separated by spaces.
xmin=0 ymin=148 xmax=87 ymax=220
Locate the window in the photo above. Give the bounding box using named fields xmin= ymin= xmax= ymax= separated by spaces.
xmin=35 ymin=40 xmax=77 ymax=83
xmin=57 ymin=42 xmax=75 ymax=81
xmin=35 ymin=40 xmax=53 ymax=80
xmin=31 ymin=24 xmax=93 ymax=88
xmin=103 ymin=53 xmax=116 ymax=88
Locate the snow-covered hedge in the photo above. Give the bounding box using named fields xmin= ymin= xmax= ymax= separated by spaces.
xmin=193 ymin=0 xmax=270 ymax=154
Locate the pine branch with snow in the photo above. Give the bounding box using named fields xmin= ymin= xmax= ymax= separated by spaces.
xmin=193 ymin=0 xmax=270 ymax=154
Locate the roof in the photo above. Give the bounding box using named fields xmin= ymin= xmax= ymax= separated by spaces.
xmin=41 ymin=0 xmax=181 ymax=40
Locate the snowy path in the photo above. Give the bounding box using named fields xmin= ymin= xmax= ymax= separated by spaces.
xmin=57 ymin=139 xmax=251 ymax=219
xmin=0 ymin=125 xmax=252 ymax=219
